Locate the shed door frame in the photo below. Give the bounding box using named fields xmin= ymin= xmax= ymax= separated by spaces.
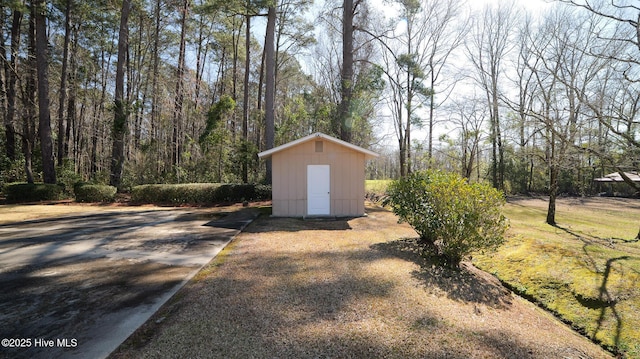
xmin=307 ymin=165 xmax=330 ymax=215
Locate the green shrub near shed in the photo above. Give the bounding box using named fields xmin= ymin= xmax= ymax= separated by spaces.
xmin=385 ymin=170 xmax=508 ymax=267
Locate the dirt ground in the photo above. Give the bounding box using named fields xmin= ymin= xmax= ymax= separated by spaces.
xmin=111 ymin=203 xmax=613 ymax=359
xmin=0 ymin=205 xmax=255 ymax=359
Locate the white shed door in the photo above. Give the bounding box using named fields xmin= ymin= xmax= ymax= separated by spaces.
xmin=307 ymin=165 xmax=330 ymax=215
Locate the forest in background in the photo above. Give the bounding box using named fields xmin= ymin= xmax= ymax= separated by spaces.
xmin=0 ymin=0 xmax=638 ymax=205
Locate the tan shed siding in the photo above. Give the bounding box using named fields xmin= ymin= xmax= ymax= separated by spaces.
xmin=270 ymin=138 xmax=368 ymax=217
xmin=356 ymin=152 xmax=365 ymax=215
xmin=271 ymin=152 xmax=285 ymax=216
xmin=271 ymin=142 xmax=312 ymax=217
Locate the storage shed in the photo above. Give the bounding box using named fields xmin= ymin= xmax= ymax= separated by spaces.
xmin=258 ymin=132 xmax=379 ymax=217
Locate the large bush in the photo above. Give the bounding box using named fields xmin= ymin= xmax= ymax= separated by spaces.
xmin=4 ymin=182 xmax=69 ymax=202
xmin=131 ymin=183 xmax=271 ymax=205
xmin=74 ymin=183 xmax=117 ymax=203
xmin=385 ymin=170 xmax=508 ymax=266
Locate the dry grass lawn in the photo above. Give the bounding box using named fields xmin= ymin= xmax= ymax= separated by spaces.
xmin=0 ymin=202 xmax=168 ymax=224
xmin=111 ymin=204 xmax=611 ymax=359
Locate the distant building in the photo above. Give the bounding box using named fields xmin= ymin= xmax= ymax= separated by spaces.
xmin=594 ymin=171 xmax=640 ymax=196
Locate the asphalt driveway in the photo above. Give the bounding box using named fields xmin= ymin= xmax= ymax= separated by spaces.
xmin=0 ymin=207 xmax=258 ymax=359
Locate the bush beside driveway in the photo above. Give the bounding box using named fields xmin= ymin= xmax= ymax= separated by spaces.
xmin=111 ymin=205 xmax=611 ymax=359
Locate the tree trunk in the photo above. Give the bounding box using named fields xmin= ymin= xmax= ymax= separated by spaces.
xmin=338 ymin=0 xmax=354 ymax=142
xmin=56 ymin=0 xmax=72 ymax=166
xmin=0 ymin=6 xmax=6 ymax=122
xmin=519 ymin=103 xmax=528 ymax=193
xmin=109 ymin=0 xmax=131 ymax=189
xmin=231 ymin=16 xmax=242 ymax=141
xmin=172 ymin=0 xmax=188 ymax=176
xmin=35 ymin=0 xmax=56 ymax=184
xmin=399 ymin=138 xmax=406 ymax=177
xmin=547 ymin=163 xmax=558 ymax=226
xmin=242 ymin=13 xmax=250 ymax=183
xmin=194 ymin=12 xmax=208 ymax=112
xmin=256 ymin=42 xmax=265 ymax=150
xmin=0 ymin=9 xmax=6 ymax=140
xmin=150 ymin=0 xmax=161 ymax=142
xmin=132 ymin=13 xmax=144 ymax=151
xmin=491 ymin=72 xmax=503 ymax=190
xmin=92 ymin=48 xmax=110 ymax=179
xmin=428 ymin=79 xmax=434 ymax=161
xmin=264 ymin=6 xmax=276 ymax=184
xmin=66 ymin=25 xmax=78 ymax=167
xmin=4 ymin=9 xmax=21 ymax=163
xmin=406 ymin=77 xmax=412 ymax=175
xmin=546 ymin=129 xmax=557 ymax=226
xmin=23 ymin=6 xmax=36 ymax=184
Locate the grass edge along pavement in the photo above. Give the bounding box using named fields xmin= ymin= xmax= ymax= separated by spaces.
xmin=473 ymin=197 xmax=640 ymax=358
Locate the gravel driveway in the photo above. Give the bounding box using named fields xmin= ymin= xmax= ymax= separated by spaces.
xmin=0 ymin=207 xmax=258 ymax=359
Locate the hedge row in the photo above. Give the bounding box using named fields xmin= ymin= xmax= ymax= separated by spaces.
xmin=3 ymin=183 xmax=69 ymax=202
xmin=3 ymin=182 xmax=117 ymax=203
xmin=74 ymin=183 xmax=117 ymax=203
xmin=131 ymin=183 xmax=271 ymax=205
xmin=2 ymin=182 xmax=271 ymax=205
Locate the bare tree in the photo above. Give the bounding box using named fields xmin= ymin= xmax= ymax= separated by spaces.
xmin=172 ymin=0 xmax=189 ymax=179
xmin=526 ymin=5 xmax=605 ymax=225
xmin=510 ymin=13 xmax=540 ymax=194
xmin=380 ymin=0 xmax=458 ymax=176
xmin=466 ymin=2 xmax=518 ymax=190
xmin=449 ymin=95 xmax=487 ymax=180
xmin=375 ymin=0 xmax=421 ymax=177
xmin=421 ymin=0 xmax=467 ymax=160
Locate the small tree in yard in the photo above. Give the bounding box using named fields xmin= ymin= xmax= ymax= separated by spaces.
xmin=385 ymin=170 xmax=508 ymax=267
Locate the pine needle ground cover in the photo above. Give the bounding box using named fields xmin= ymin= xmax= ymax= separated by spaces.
xmin=112 ymin=204 xmax=609 ymax=359
xmin=473 ymin=197 xmax=640 ymax=358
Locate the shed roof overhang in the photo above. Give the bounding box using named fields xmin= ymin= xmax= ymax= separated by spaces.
xmin=258 ymin=132 xmax=380 ymax=160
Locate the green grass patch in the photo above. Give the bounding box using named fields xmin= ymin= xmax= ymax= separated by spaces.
xmin=473 ymin=198 xmax=640 ymax=357
xmin=365 ymin=179 xmax=393 ymax=194
xmin=365 ymin=180 xmax=393 ymax=203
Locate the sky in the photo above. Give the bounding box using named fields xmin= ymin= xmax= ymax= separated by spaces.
xmin=249 ymin=0 xmax=556 ymax=150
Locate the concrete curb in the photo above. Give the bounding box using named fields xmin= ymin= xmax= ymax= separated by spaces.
xmin=98 ymin=208 xmax=261 ymax=359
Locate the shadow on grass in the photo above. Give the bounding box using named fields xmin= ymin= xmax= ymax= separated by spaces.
xmin=372 ymin=238 xmax=512 ymax=309
xmin=554 ymin=223 xmax=639 ymax=246
xmin=552 ymin=224 xmax=635 ymax=355
xmin=572 ymin=254 xmax=631 ymax=353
